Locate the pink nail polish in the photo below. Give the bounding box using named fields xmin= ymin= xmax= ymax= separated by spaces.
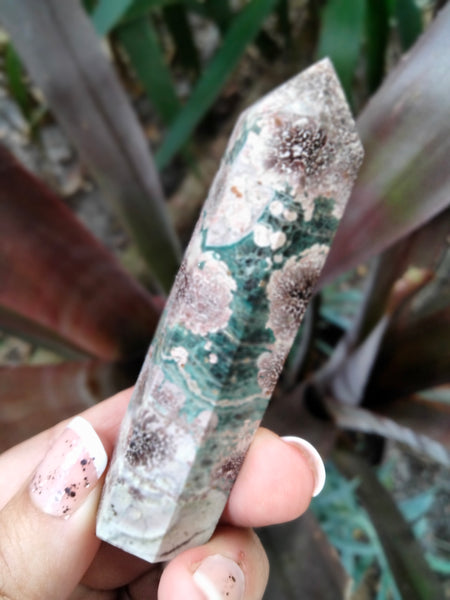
xmin=29 ymin=416 xmax=107 ymax=518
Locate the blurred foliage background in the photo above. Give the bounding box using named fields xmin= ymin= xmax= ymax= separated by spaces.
xmin=0 ymin=0 xmax=449 ymax=598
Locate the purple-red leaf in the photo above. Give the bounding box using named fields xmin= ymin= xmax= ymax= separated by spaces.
xmin=0 ymin=361 xmax=129 ymax=452
xmin=0 ymin=145 xmax=160 ymax=360
xmin=321 ymin=4 xmax=450 ymax=285
xmin=375 ymin=395 xmax=450 ymax=453
xmin=367 ymin=205 xmax=450 ymax=400
xmin=0 ymin=0 xmax=181 ymax=291
xmin=320 ymin=204 xmax=450 ymax=406
xmin=368 ymin=305 xmax=450 ymax=401
xmin=327 ymin=402 xmax=450 ymax=465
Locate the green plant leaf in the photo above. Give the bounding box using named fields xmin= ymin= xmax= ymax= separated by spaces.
xmin=395 ymin=0 xmax=423 ymax=51
xmin=259 ymin=512 xmax=351 ymax=600
xmin=366 ymin=0 xmax=389 ymax=92
xmin=198 ymin=0 xmax=280 ymax=58
xmin=117 ymin=16 xmax=181 ymax=125
xmin=199 ymin=0 xmax=233 ymax=32
xmin=0 ymin=0 xmax=181 ymax=292
xmin=4 ymin=43 xmax=31 ymax=119
xmin=0 ymin=145 xmax=160 ymax=360
xmin=425 ymin=553 xmax=450 ymax=576
xmin=399 ymin=490 xmax=435 ymax=523
xmin=276 ymin=0 xmax=292 ymax=48
xmin=334 ymin=450 xmax=445 ymax=600
xmin=119 ymin=0 xmax=185 ymax=28
xmin=91 ymin=0 xmax=134 ymax=35
xmin=156 ymin=0 xmax=279 ymax=168
xmin=82 ymin=0 xmax=97 ymax=11
xmin=312 ymin=462 xmax=402 ymax=596
xmin=316 ymin=0 xmax=366 ymax=106
xmin=321 ymin=275 xmax=364 ymax=331
xmin=163 ymin=3 xmax=200 ymax=74
xmin=0 ymin=361 xmax=131 ymax=452
xmin=321 ymin=4 xmax=450 ymax=285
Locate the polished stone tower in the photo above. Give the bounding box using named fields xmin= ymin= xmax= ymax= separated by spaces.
xmin=96 ymin=58 xmax=363 ymax=562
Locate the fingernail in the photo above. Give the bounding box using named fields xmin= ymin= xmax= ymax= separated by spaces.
xmin=193 ymin=554 xmax=245 ymax=600
xmin=29 ymin=416 xmax=108 ymax=518
xmin=281 ymin=436 xmax=326 ymax=497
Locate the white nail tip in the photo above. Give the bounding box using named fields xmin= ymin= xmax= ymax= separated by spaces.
xmin=281 ymin=436 xmax=326 ymax=497
xmin=193 ymin=554 xmax=245 ymax=600
xmin=67 ymin=416 xmax=108 ymax=478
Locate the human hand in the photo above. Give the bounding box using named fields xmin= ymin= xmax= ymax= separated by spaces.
xmin=0 ymin=387 xmax=325 ymax=599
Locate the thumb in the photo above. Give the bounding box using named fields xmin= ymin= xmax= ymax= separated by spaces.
xmin=0 ymin=416 xmax=108 ymax=599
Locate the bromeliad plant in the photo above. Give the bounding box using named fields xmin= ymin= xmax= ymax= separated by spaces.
xmin=0 ymin=0 xmax=449 ymax=598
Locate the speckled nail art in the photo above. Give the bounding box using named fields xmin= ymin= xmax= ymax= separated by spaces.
xmin=29 ymin=416 xmax=108 ymax=518
xmin=193 ymin=555 xmax=245 ymax=600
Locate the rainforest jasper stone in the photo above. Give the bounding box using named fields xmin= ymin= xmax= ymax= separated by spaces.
xmin=96 ymin=58 xmax=364 ymax=562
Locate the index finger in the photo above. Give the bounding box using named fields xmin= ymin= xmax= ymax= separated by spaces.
xmin=0 ymin=387 xmax=324 ymax=529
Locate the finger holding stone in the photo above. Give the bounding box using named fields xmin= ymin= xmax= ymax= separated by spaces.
xmin=0 ymin=416 xmax=108 ymax=599
xmin=79 ymin=425 xmax=325 ymax=591
xmin=156 ymin=526 xmax=268 ymax=600
xmin=222 ymin=428 xmax=325 ymax=527
xmin=0 ymin=388 xmax=131 ymax=507
xmin=0 ymin=388 xmax=324 ymax=597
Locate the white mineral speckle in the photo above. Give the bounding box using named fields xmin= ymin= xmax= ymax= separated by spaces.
xmin=194 ymin=410 xmax=218 ymax=436
xmin=283 ymin=209 xmax=298 ymax=222
xmin=254 ymin=224 xmax=273 ymax=247
xmin=269 ymin=200 xmax=283 ymax=216
xmin=127 ymin=507 xmax=142 ymax=522
xmin=270 ymin=231 xmax=287 ymax=251
xmin=170 ymin=346 xmax=189 ymax=367
xmin=222 ymin=181 xmax=252 ymax=233
xmin=209 ymin=353 xmax=218 ymax=364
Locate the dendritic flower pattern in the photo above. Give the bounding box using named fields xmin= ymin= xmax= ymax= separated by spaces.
xmin=266 ymin=245 xmax=329 ymax=342
xmin=170 ymin=252 xmax=237 ymax=336
xmin=257 ymin=349 xmax=286 ymax=396
xmin=266 ymin=117 xmax=330 ymax=177
xmin=126 ymin=418 xmax=171 ymax=468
